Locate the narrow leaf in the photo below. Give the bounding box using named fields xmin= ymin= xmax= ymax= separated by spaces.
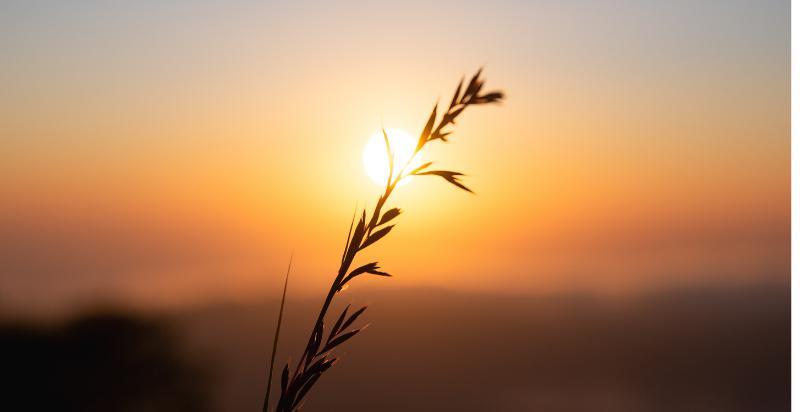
xmin=477 ymin=91 xmax=504 ymax=103
xmin=323 ymin=329 xmax=361 ymax=352
xmin=450 ymin=76 xmax=464 ymax=109
xmin=345 ymin=210 xmax=367 ymax=264
xmin=446 ymin=106 xmax=465 ymax=124
xmin=308 ymin=323 xmax=323 ymax=360
xmin=340 ymin=205 xmax=357 ymax=265
xmin=382 ymin=128 xmax=393 ymax=167
xmin=408 ymin=161 xmax=433 ymax=175
xmin=341 ymin=262 xmax=391 ymax=286
xmin=263 ymin=255 xmax=292 ymax=412
xmin=417 ymin=104 xmax=437 ymax=150
xmin=294 ymin=373 xmax=321 ymax=410
xmin=347 ymin=262 xmax=381 ymax=278
xmin=306 ymin=356 xmax=337 ymax=376
xmin=360 ymin=225 xmax=393 ymax=250
xmin=367 ymin=195 xmax=385 ymax=232
xmin=378 ymin=208 xmax=401 ymax=226
xmin=368 ymin=269 xmax=391 ymax=276
xmin=340 ymin=306 xmax=367 ymax=332
xmin=329 ymin=305 xmax=350 ymax=342
xmin=280 ymin=362 xmax=289 ymax=394
xmin=418 ymin=170 xmax=474 ymax=193
xmin=463 ymin=68 xmax=484 ymax=102
xmin=382 ymin=128 xmax=394 ymax=187
xmin=432 ymin=131 xmax=452 ymax=142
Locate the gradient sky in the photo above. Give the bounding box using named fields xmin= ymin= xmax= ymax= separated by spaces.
xmin=0 ymin=0 xmax=789 ymax=313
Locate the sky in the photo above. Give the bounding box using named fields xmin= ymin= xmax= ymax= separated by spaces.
xmin=0 ymin=0 xmax=789 ymax=313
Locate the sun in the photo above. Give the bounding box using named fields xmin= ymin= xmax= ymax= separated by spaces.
xmin=363 ymin=128 xmax=423 ymax=186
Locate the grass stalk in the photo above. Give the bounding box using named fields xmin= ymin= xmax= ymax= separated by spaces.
xmin=267 ymin=69 xmax=504 ymax=411
xmin=263 ymin=254 xmax=293 ymax=412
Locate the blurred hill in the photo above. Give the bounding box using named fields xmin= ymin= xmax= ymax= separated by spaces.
xmin=175 ymin=283 xmax=788 ymax=411
xmin=0 ymin=283 xmax=787 ymax=411
xmin=0 ymin=312 xmax=212 ymax=412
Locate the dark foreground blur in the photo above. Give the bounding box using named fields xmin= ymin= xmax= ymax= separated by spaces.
xmin=2 ymin=284 xmax=788 ymax=411
xmin=1 ymin=312 xmax=213 ymax=411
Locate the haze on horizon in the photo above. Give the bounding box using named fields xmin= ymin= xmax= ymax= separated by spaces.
xmin=0 ymin=0 xmax=789 ymax=314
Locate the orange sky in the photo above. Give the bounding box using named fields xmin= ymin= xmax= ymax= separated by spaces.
xmin=0 ymin=0 xmax=789 ymax=313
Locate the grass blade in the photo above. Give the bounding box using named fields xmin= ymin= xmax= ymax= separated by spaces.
xmin=271 ymin=70 xmax=503 ymax=411
xmin=263 ymin=254 xmax=293 ymax=412
xmin=360 ymin=225 xmax=394 ymax=250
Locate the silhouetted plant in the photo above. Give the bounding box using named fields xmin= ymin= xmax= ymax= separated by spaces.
xmin=263 ymin=69 xmax=504 ymax=411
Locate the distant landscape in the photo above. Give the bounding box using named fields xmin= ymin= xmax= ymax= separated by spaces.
xmin=3 ymin=282 xmax=787 ymax=412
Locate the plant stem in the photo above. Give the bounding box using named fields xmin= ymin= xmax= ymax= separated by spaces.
xmin=281 ymin=147 xmax=414 ymax=409
xmin=264 ymin=255 xmax=293 ymax=412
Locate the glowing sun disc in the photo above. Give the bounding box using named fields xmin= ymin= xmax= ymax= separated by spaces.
xmin=363 ymin=128 xmax=422 ymax=186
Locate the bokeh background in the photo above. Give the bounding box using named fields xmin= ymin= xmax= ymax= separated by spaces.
xmin=0 ymin=0 xmax=789 ymax=410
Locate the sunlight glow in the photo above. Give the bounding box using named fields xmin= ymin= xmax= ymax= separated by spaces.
xmin=362 ymin=128 xmax=422 ymax=186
